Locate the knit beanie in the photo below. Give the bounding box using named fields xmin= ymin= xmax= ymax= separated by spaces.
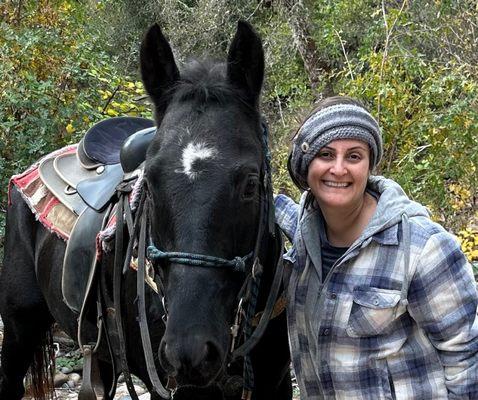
xmin=290 ymin=103 xmax=382 ymax=189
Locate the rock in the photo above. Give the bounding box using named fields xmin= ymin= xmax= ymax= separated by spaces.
xmin=72 ymin=363 xmax=83 ymax=373
xmin=67 ymin=380 xmax=76 ymax=389
xmin=69 ymin=372 xmax=81 ymax=384
xmin=113 ymin=382 xmax=148 ymax=399
xmin=61 ymin=366 xmax=73 ymax=374
xmin=54 ymin=372 xmax=69 ymax=387
xmin=114 ymin=382 xmax=129 ymax=398
xmin=117 ymin=394 xmax=150 ymax=400
xmin=134 ymin=384 xmax=146 ymax=395
xmin=53 ymin=329 xmax=76 ymax=348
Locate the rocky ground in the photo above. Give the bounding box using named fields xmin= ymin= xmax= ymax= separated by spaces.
xmin=0 ymin=317 xmax=300 ymax=399
xmin=0 ymin=317 xmax=149 ymax=399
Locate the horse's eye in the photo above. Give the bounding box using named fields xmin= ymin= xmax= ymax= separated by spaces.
xmin=242 ymin=175 xmax=259 ymax=199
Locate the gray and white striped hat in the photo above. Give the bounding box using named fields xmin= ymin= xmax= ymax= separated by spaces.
xmin=290 ymin=103 xmax=382 ymax=189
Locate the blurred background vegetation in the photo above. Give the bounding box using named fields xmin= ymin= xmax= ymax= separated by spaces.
xmin=1 ymin=0 xmax=477 ymax=264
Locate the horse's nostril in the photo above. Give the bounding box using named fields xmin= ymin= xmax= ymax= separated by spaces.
xmin=204 ymin=341 xmax=220 ymax=365
xmin=159 ymin=341 xmax=176 ymax=373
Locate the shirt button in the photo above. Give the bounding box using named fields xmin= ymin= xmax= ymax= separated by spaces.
xmin=323 ymin=328 xmax=330 ymax=336
xmin=330 ymin=293 xmax=337 ymax=300
xmin=373 ymin=297 xmax=380 ymax=306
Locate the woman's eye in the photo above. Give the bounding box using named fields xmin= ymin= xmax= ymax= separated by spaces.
xmin=318 ymin=152 xmax=332 ymax=158
xmin=348 ymin=153 xmax=362 ymax=160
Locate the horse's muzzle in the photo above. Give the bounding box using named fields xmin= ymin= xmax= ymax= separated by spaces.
xmin=159 ymin=331 xmax=225 ymax=386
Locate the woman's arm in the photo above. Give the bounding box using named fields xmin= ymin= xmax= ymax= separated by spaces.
xmin=274 ymin=194 xmax=299 ymax=242
xmin=407 ymin=230 xmax=478 ymax=399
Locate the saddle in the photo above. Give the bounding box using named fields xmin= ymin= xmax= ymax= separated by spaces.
xmin=37 ymin=116 xmax=156 ymax=313
xmin=40 ymin=117 xmax=155 ymax=214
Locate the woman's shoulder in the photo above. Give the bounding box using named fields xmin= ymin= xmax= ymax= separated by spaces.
xmin=409 ymin=214 xmax=452 ymax=239
xmin=408 ymin=215 xmax=463 ymax=258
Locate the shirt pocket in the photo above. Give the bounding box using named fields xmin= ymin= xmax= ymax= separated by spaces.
xmin=346 ymin=286 xmax=402 ymax=338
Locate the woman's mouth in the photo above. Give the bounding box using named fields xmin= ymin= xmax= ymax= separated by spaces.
xmin=323 ymin=181 xmax=351 ymax=188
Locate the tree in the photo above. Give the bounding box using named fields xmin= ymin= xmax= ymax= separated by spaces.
xmin=276 ymin=0 xmax=333 ymax=97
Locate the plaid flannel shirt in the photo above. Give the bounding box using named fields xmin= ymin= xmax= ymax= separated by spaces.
xmin=275 ymin=176 xmax=478 ymax=399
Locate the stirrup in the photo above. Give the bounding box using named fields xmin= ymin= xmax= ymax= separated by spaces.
xmin=78 ymin=344 xmax=105 ymax=400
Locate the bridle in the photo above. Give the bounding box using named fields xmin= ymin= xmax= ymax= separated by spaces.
xmin=113 ymin=122 xmax=285 ymax=400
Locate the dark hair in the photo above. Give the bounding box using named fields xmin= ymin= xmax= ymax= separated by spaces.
xmin=286 ymin=96 xmax=370 ymax=208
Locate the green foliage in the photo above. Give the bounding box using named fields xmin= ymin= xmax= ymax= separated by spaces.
xmin=56 ymin=352 xmax=83 ymax=372
xmin=258 ymin=12 xmax=314 ymax=112
xmin=310 ymin=0 xmax=383 ymax=62
xmin=1 ymin=0 xmax=477 ymax=263
xmin=97 ymin=0 xmax=261 ymax=68
xmin=0 ymin=0 xmax=151 ymax=243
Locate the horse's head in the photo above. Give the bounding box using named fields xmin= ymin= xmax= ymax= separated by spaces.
xmin=140 ymin=22 xmax=266 ymax=386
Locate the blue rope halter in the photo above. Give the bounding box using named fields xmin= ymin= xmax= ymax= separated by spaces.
xmin=147 ymin=247 xmax=252 ymax=273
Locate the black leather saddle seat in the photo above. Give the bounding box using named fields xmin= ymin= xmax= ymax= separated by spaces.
xmin=78 ymin=116 xmax=155 ymax=169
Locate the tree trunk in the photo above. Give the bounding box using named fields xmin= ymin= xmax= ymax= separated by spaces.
xmin=278 ymin=0 xmax=333 ymax=97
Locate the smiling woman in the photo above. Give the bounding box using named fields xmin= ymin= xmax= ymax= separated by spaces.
xmin=275 ymin=95 xmax=478 ymax=399
xmin=306 ymin=139 xmax=375 ymax=247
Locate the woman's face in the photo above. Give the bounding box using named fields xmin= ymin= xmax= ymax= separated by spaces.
xmin=306 ymin=139 xmax=370 ymax=211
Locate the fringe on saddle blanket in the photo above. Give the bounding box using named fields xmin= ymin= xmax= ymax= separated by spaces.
xmin=8 ymin=145 xmax=78 ymax=240
xmin=9 ymin=144 xmax=144 ymax=259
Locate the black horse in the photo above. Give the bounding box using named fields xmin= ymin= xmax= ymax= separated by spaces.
xmin=0 ymin=22 xmax=291 ymax=400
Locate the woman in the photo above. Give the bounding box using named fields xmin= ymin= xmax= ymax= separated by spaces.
xmin=275 ymin=96 xmax=478 ymax=399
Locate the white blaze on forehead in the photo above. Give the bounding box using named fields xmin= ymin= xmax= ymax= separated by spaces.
xmin=177 ymin=141 xmax=218 ymax=180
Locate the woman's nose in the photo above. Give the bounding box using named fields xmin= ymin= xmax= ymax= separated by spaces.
xmin=330 ymin=158 xmax=347 ymax=175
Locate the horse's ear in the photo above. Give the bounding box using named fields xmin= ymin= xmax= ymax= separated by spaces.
xmin=140 ymin=24 xmax=179 ymax=110
xmin=227 ymin=21 xmax=264 ymax=106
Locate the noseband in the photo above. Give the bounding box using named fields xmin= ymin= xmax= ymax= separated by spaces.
xmin=115 ymin=123 xmax=284 ymax=400
xmin=147 ymin=246 xmax=252 ymax=272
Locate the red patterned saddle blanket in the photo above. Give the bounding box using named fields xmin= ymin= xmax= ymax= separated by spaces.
xmin=9 ymin=145 xmax=78 ymax=240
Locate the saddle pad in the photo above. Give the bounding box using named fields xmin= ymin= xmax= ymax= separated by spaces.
xmin=9 ymin=145 xmax=79 ymax=240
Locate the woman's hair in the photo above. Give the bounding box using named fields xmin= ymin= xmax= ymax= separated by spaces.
xmin=286 ymin=96 xmax=371 ymax=208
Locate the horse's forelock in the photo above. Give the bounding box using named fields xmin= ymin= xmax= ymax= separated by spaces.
xmin=173 ymin=59 xmax=253 ymax=110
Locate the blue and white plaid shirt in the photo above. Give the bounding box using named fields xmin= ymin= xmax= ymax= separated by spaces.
xmin=275 ymin=176 xmax=478 ymax=399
